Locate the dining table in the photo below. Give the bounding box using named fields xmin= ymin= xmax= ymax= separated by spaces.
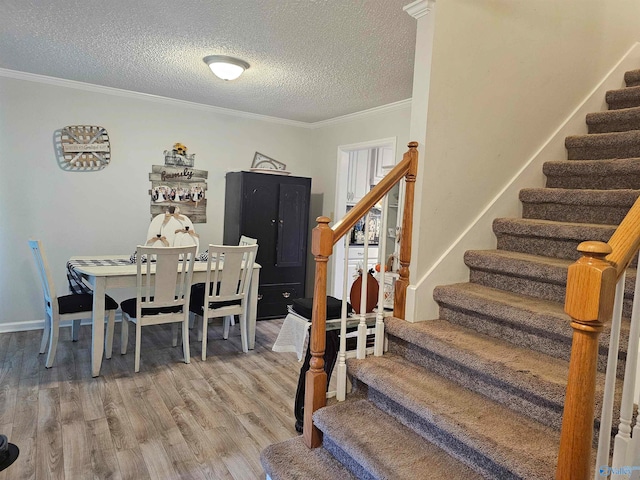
xmin=67 ymin=255 xmax=261 ymax=377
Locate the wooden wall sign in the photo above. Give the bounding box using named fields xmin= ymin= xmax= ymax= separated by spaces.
xmin=149 ymin=144 xmax=208 ymax=223
xmin=59 ymin=125 xmax=110 ymax=170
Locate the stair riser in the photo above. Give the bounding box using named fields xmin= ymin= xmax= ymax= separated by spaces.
xmin=625 ymin=71 xmax=640 ymax=87
xmin=437 ymin=305 xmax=615 ymax=375
xmin=567 ymin=144 xmax=640 ymax=160
xmin=496 ymin=234 xmax=585 ymax=262
xmin=469 ymin=270 xmax=634 ymax=317
xmin=607 ymin=98 xmax=640 ymax=110
xmin=355 ymin=381 xmax=520 ymax=480
xmin=386 ymin=334 xmax=564 ymax=430
xmin=321 ymin=437 xmax=374 ymax=480
xmin=587 ymin=119 xmax=640 ymax=134
xmin=545 ymin=174 xmax=640 ymax=190
xmin=522 ymin=202 xmax=632 ymax=225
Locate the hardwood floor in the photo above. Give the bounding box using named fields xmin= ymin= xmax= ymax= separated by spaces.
xmin=0 ymin=318 xmax=302 ymax=479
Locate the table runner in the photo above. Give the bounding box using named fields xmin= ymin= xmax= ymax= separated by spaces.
xmin=66 ymin=258 xmax=133 ymax=294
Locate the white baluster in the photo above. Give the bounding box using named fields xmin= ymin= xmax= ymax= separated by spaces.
xmin=375 ymin=196 xmax=388 ymax=356
xmin=337 ymin=237 xmax=350 ymax=402
xmin=357 ymin=212 xmax=369 ymax=359
xmin=596 ymin=273 xmax=626 ymax=478
xmin=612 ymin=253 xmax=640 ymax=476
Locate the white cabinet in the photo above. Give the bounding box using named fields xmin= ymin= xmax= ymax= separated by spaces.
xmin=346 ymin=245 xmax=378 ymax=279
xmin=347 ymin=150 xmax=372 ymax=205
xmin=371 ymin=147 xmax=395 ymax=184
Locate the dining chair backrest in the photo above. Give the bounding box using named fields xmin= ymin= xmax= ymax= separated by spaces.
xmin=134 ymin=245 xmax=197 ymax=320
xmin=204 ymin=244 xmax=258 ymax=309
xmin=239 ymin=235 xmax=258 ymax=246
xmin=28 ymin=239 xmax=57 ymax=315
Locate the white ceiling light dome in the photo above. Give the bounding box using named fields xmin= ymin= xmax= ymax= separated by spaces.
xmin=203 ymin=55 xmax=250 ymax=81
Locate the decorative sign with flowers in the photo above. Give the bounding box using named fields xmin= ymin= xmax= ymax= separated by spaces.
xmin=149 ymin=143 xmax=208 ymax=223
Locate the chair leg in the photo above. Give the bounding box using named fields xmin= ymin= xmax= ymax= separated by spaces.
xmin=223 ymin=315 xmax=231 ymax=340
xmin=182 ymin=319 xmax=191 ymax=365
xmin=196 ymin=315 xmax=203 ymax=342
xmin=45 ymin=314 xmax=60 ymax=368
xmin=239 ymin=314 xmax=248 ymax=354
xmin=134 ymin=323 xmax=142 ymax=373
xmin=40 ymin=312 xmax=51 ymax=354
xmin=171 ymin=324 xmax=179 ymax=347
xmin=121 ymin=315 xmax=129 ymax=354
xmin=201 ymin=314 xmax=208 ymax=361
xmin=230 ymin=315 xmax=236 ymax=327
xmin=71 ymin=319 xmax=81 ymax=341
xmin=105 ymin=310 xmax=115 ymax=359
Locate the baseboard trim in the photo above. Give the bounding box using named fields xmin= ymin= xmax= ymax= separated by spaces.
xmin=0 ymin=314 xmax=124 ymax=334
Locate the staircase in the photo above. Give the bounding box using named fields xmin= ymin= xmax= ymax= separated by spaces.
xmin=261 ymin=69 xmax=640 ymax=479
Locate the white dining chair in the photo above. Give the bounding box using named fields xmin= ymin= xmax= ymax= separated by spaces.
xmin=28 ymin=239 xmax=118 ymax=368
xmin=120 ymin=245 xmax=196 ymax=373
xmin=239 ymin=235 xmax=258 ymax=246
xmin=189 ymin=244 xmax=258 ymax=360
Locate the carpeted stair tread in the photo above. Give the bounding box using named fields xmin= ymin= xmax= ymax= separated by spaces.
xmin=606 ymin=85 xmax=640 ymax=110
xmin=626 ymin=69 xmax=640 ymax=87
xmin=586 ymin=106 xmax=640 ymax=133
xmin=346 ymin=354 xmax=560 ymax=479
xmin=261 ymin=435 xmax=358 ymax=480
xmin=493 ymin=217 xmax=617 ymax=260
xmin=520 ymin=187 xmax=640 ymax=206
xmin=464 ymin=249 xmax=637 ymax=311
xmin=433 ymin=282 xmax=628 ymax=375
xmin=313 ymin=399 xmax=484 ymax=480
xmin=566 ymin=130 xmax=640 ymax=159
xmin=519 ymin=187 xmax=640 ymax=224
xmin=383 ymin=314 xmax=620 ymax=430
xmin=543 ymin=158 xmax=640 ymax=189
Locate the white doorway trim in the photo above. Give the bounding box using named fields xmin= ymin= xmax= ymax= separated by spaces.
xmin=331 ymin=137 xmax=398 ymax=297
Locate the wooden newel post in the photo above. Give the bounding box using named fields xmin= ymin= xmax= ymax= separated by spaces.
xmin=303 ymin=216 xmax=334 ymax=448
xmin=394 ymin=141 xmax=418 ymax=319
xmin=556 ymin=241 xmax=617 ymax=480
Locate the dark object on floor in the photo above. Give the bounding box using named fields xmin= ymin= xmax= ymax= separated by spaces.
xmin=0 ymin=435 xmax=19 ymax=472
xmin=294 ymin=330 xmax=340 ymax=433
xmin=291 ymin=296 xmax=351 ymax=320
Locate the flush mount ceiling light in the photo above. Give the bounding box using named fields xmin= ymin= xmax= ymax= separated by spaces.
xmin=203 ymin=55 xmax=250 ymax=81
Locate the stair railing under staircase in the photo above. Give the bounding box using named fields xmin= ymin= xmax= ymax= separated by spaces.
xmin=557 ymin=197 xmax=640 ymax=479
xmin=303 ymin=141 xmax=418 ymax=448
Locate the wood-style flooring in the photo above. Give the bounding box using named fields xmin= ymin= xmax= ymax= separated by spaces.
xmin=0 ymin=318 xmax=302 ymax=479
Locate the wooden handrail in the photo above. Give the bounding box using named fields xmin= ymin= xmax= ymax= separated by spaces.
xmin=557 ymin=196 xmax=640 ymax=478
xmin=303 ymin=141 xmax=419 ymax=448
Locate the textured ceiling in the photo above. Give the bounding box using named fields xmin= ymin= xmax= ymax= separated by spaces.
xmin=0 ymin=0 xmax=417 ymax=123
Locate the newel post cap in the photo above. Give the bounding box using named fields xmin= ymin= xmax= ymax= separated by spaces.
xmin=312 ymin=216 xmax=333 ymax=257
xmin=565 ymin=241 xmax=616 ymax=323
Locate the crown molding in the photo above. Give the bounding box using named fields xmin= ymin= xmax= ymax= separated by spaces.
xmin=0 ymin=68 xmax=310 ymax=128
xmin=403 ymin=0 xmax=435 ymax=19
xmin=308 ymin=98 xmax=412 ymax=129
xmin=0 ymin=67 xmax=413 ymax=129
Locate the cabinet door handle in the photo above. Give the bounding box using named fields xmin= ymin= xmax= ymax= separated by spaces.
xmin=282 ymin=292 xmax=291 ymax=298
xmin=257 ymin=294 xmax=263 ymax=300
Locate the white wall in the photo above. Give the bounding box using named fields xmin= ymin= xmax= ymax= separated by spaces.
xmin=306 ymin=105 xmax=412 ymax=294
xmin=408 ymin=0 xmax=640 ymax=320
xmin=0 ymin=74 xmax=412 ymax=329
xmin=0 ymin=75 xmax=313 ymax=327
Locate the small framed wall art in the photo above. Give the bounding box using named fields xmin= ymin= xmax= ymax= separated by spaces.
xmin=58 ymin=125 xmax=111 ymax=170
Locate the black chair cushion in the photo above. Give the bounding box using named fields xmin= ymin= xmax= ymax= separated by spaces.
xmin=120 ymin=297 xmax=183 ymax=318
xmin=291 ymin=296 xmax=352 ymax=320
xmin=55 ymin=294 xmax=118 ymax=315
xmin=189 ymin=283 xmax=242 ymax=315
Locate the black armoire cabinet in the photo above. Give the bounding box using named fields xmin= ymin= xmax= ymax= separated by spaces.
xmin=223 ymin=171 xmax=311 ymax=319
